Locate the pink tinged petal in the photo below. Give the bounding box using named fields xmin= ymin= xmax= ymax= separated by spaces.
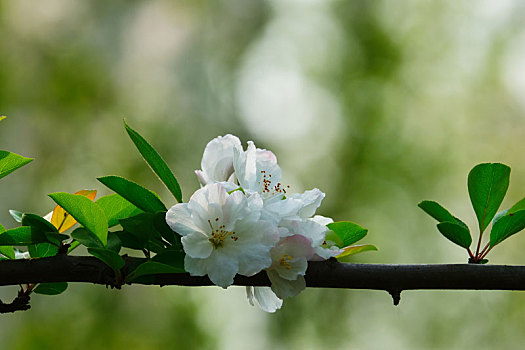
xmin=253 ymin=287 xmax=283 ymax=313
xmin=255 ymin=149 xmax=281 ymax=179
xmin=292 ymin=219 xmax=327 ymax=247
xmin=166 ymin=204 xmax=203 ymax=237
xmin=290 ymin=188 xmax=326 ymax=219
xmin=267 ymin=270 xmax=306 ymax=299
xmin=275 ymin=256 xmax=308 ymax=280
xmin=206 ymin=253 xmax=239 ymax=288
xmin=181 ymin=232 xmax=213 ymax=259
xmin=194 ymin=170 xmax=209 ymax=186
xmin=271 ymin=235 xmax=313 ymax=280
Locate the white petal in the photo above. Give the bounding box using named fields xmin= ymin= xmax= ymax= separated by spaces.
xmin=246 ymin=286 xmax=255 ymax=306
xmin=184 ymin=255 xmax=208 ymax=277
xmin=200 ymin=134 xmax=241 ymax=183
xmin=222 ymin=190 xmax=249 ymax=228
xmin=311 ymin=245 xmax=343 ymax=261
xmin=262 ymin=196 xmax=303 ymax=223
xmin=166 ymin=204 xmax=203 ymax=237
xmin=234 ymin=219 xmax=277 ymax=276
xmin=181 ymin=232 xmax=213 ymax=258
xmin=268 ymin=270 xmax=306 ymax=299
xmin=311 ymin=215 xmax=333 ymax=226
xmin=194 ymin=170 xmax=209 ymax=187
xmin=206 ymin=253 xmax=239 ymax=288
xmin=289 ymin=188 xmax=325 ymax=219
xmin=255 ymin=149 xmax=281 ymax=182
xmin=234 ymin=140 xmax=258 ymax=191
xmin=43 ymin=211 xmax=53 ymax=222
xmin=253 ymin=286 xmax=283 ymax=313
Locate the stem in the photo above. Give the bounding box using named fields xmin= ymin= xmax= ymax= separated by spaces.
xmin=479 ymin=242 xmax=490 ymax=257
xmin=56 ymin=213 xmax=68 ymax=233
xmin=480 ymin=246 xmax=494 ymax=260
xmin=467 ymin=248 xmax=474 ymax=259
xmin=475 ymin=228 xmax=484 ymax=258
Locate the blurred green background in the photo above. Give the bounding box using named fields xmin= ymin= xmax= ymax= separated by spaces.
xmin=2 ymin=0 xmax=525 ymax=348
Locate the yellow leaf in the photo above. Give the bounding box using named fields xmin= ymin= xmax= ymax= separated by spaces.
xmin=0 ymin=116 xmax=6 ymax=122
xmin=50 ymin=190 xmax=97 ymax=233
xmin=336 ymin=244 xmax=378 ymax=259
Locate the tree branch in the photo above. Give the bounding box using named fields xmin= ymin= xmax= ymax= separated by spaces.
xmin=2 ymin=256 xmax=525 ymax=306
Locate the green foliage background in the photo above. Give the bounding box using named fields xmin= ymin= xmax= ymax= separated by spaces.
xmin=2 ymin=0 xmax=525 ymax=348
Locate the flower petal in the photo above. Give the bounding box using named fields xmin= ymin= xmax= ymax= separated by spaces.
xmin=166 ymin=204 xmax=203 ymax=237
xmin=253 ymin=286 xmax=283 ymax=313
xmin=199 ymin=134 xmax=241 ymax=184
xmin=206 ymin=253 xmax=239 ymax=288
xmin=181 ymin=232 xmax=213 ymax=258
xmin=268 ymin=270 xmax=306 ymax=299
xmin=289 ymin=188 xmax=325 ymax=219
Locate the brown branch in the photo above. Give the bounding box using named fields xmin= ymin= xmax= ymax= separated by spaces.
xmin=2 ymin=256 xmax=525 ymax=306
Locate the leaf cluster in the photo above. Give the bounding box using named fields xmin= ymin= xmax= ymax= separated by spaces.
xmin=419 ymin=163 xmax=525 ymax=263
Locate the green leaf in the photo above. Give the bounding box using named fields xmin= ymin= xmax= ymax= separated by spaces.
xmin=0 ymin=150 xmax=33 ymax=180
xmin=119 ymin=213 xmax=156 ymax=246
xmin=124 ymin=120 xmax=183 ymax=203
xmin=490 ymin=210 xmax=525 ymax=247
xmin=509 ymin=197 xmax=525 ymax=214
xmin=116 ymin=230 xmax=145 ymax=250
xmin=97 ymin=175 xmax=167 ymax=213
xmin=107 ymin=232 xmax=122 ymax=253
xmin=0 ymin=224 xmax=14 ymax=259
xmin=71 ymin=227 xmax=104 ymax=248
xmin=0 ymin=246 xmax=14 ymax=259
xmin=0 ymin=227 xmax=48 ymax=245
xmin=96 ymin=194 xmax=143 ymax=227
xmin=468 ymin=163 xmax=511 ymax=233
xmin=88 ymin=247 xmax=125 ymax=275
xmin=127 ymin=261 xmax=184 ymax=281
xmin=127 ymin=249 xmax=185 ymax=281
xmin=9 ymin=209 xmax=23 ymax=223
xmin=28 ymin=243 xmax=59 ymax=258
xmin=336 ymin=244 xmax=378 ymax=261
xmin=326 ymin=221 xmax=368 ymax=248
xmin=22 ymin=213 xmax=58 ymax=233
xmin=34 ymin=282 xmax=68 ymax=295
xmin=49 ymin=192 xmax=108 ymax=246
xmin=436 ymin=222 xmax=472 ymax=249
xmin=43 ymin=233 xmax=70 ymax=246
xmin=418 ymin=201 xmax=456 ymax=223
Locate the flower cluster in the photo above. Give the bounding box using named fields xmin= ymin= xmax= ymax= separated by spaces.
xmin=165 ymin=135 xmax=343 ymax=312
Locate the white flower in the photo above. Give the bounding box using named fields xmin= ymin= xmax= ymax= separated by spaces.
xmin=283 ymin=215 xmax=343 ymax=261
xmin=266 ymin=234 xmax=314 ymax=299
xmin=166 ymin=183 xmax=279 ymax=288
xmin=195 ymin=134 xmax=242 ymax=186
xmin=247 ymin=235 xmax=314 ymax=309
